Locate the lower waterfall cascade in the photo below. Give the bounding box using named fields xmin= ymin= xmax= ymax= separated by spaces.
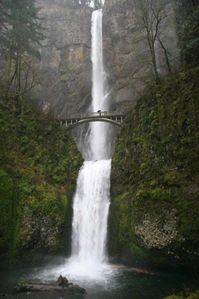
xmin=71 ymin=160 xmax=111 ymax=265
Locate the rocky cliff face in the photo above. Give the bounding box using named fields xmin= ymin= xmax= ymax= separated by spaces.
xmin=30 ymin=0 xmax=180 ymax=116
xmin=33 ymin=0 xmax=92 ymax=118
xmin=103 ymin=0 xmax=179 ymax=112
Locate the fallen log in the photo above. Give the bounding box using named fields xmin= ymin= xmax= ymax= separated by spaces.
xmin=15 ymin=282 xmax=86 ymax=294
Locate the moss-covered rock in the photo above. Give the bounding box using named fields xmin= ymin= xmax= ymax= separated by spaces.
xmin=0 ymin=95 xmax=82 ymax=257
xmin=110 ymin=67 xmax=199 ymax=270
xmin=163 ymin=290 xmax=199 ymax=299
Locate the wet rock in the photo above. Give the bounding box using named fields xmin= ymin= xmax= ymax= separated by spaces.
xmin=134 ymin=209 xmax=180 ymax=249
xmin=15 ymin=279 xmax=86 ymax=294
xmin=57 ymin=275 xmax=72 ymax=287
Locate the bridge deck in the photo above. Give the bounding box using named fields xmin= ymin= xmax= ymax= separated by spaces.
xmin=57 ymin=111 xmax=124 ymax=129
xmin=58 ymin=111 xmax=124 ymax=121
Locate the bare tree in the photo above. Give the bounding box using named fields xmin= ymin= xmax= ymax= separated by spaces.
xmin=133 ymin=0 xmax=172 ymax=81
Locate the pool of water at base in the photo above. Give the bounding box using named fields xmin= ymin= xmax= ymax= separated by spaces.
xmin=0 ymin=258 xmax=195 ymax=299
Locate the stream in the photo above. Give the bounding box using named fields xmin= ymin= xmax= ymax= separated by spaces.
xmin=0 ymin=257 xmax=194 ymax=299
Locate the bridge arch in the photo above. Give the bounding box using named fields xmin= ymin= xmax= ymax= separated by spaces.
xmin=61 ymin=117 xmax=122 ymax=130
xmin=57 ymin=111 xmax=124 ymax=130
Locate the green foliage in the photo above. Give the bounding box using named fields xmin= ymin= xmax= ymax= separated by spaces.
xmin=0 ymin=170 xmax=15 ymax=251
xmin=0 ymin=94 xmax=82 ymax=256
xmin=0 ymin=0 xmax=44 ymax=94
xmin=0 ymin=0 xmax=43 ymax=55
xmin=176 ymin=2 xmax=199 ymax=66
xmin=111 ymin=67 xmax=199 ymax=268
xmin=163 ymin=290 xmax=199 ymax=299
xmin=15 ymin=281 xmax=29 ymax=292
xmin=108 ymin=191 xmax=147 ymax=263
xmin=180 ymin=7 xmax=199 ymax=66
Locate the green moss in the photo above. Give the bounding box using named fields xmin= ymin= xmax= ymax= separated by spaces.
xmin=111 ymin=67 xmax=199 ymax=269
xmin=163 ymin=290 xmax=199 ymax=299
xmin=108 ymin=191 xmax=148 ymax=263
xmin=0 ymin=94 xmax=82 ymax=257
xmin=163 ymin=296 xmax=181 ymax=299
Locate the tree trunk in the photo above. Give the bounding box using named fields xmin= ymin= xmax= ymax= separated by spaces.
xmin=147 ymin=32 xmax=159 ymax=82
xmin=151 ymin=46 xmax=159 ymax=82
xmin=158 ymin=37 xmax=172 ymax=73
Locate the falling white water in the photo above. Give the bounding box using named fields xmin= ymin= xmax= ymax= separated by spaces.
xmin=37 ymin=9 xmax=114 ymax=282
xmin=91 ymin=10 xmax=105 ymax=111
xmin=71 ymin=160 xmax=111 ymax=264
xmin=90 ymin=0 xmax=105 ymax=8
xmin=90 ymin=9 xmax=109 ymax=160
xmin=69 ymin=9 xmax=112 ymax=277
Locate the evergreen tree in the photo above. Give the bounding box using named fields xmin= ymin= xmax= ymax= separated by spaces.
xmin=176 ymin=0 xmax=199 ymax=67
xmin=133 ymin=0 xmax=172 ymax=82
xmin=0 ymin=0 xmax=43 ymax=95
xmin=0 ymin=0 xmax=11 ymax=48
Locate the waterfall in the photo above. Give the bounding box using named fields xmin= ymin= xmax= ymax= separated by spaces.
xmin=71 ymin=160 xmax=111 ymax=264
xmin=90 ymin=9 xmax=108 ymax=160
xmin=69 ymin=9 xmax=112 ymax=276
xmin=37 ymin=8 xmax=114 ymax=283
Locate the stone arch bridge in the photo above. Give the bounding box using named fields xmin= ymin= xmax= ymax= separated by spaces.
xmin=57 ymin=111 xmax=124 ymax=129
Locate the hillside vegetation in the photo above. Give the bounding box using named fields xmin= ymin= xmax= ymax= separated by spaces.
xmin=110 ymin=66 xmax=199 ymax=269
xmin=109 ymin=0 xmax=199 ymax=275
xmin=0 ymin=95 xmax=82 ymax=258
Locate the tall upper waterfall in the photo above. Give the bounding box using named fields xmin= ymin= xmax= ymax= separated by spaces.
xmin=90 ymin=9 xmax=110 ymax=160
xmin=70 ymin=9 xmax=112 ymax=277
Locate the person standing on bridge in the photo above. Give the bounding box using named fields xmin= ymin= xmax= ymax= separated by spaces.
xmin=97 ymin=110 xmax=101 ymax=116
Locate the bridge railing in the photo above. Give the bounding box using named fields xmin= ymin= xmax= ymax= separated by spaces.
xmin=59 ymin=111 xmax=124 ymax=121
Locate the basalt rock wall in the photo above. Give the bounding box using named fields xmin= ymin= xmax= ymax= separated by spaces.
xmin=31 ymin=0 xmax=179 ymax=116
xmin=33 ymin=0 xmax=92 ymax=118
xmin=103 ymin=0 xmax=179 ymax=112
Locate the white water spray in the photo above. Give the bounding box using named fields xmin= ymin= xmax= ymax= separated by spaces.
xmin=68 ymin=9 xmax=112 ymax=277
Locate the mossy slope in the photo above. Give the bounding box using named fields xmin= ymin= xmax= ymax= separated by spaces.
xmin=163 ymin=290 xmax=199 ymax=299
xmin=110 ymin=67 xmax=199 ymax=270
xmin=0 ymin=95 xmax=82 ymax=257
